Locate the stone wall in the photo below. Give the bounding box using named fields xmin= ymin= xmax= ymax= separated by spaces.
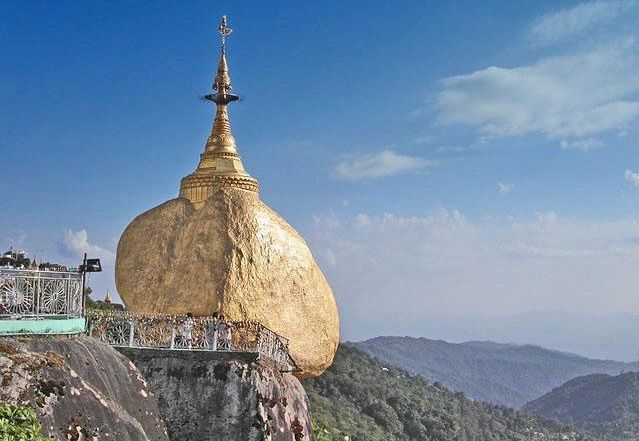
xmin=120 ymin=348 xmax=314 ymax=441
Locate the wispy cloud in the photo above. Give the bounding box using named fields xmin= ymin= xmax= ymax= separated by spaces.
xmin=59 ymin=229 xmax=115 ymax=264
xmin=435 ymin=39 xmax=639 ymax=142
xmin=560 ymin=137 xmax=604 ymax=151
xmin=57 ymin=230 xmax=118 ymax=302
xmin=528 ymin=0 xmax=637 ymax=46
xmin=498 ymin=182 xmax=514 ymax=196
xmin=625 ymin=170 xmax=639 ymax=188
xmin=412 ymin=134 xmax=434 ymax=145
xmin=333 ymin=150 xmax=436 ymax=181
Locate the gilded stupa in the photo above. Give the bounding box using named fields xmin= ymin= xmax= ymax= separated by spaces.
xmin=115 ymin=16 xmax=339 ymax=378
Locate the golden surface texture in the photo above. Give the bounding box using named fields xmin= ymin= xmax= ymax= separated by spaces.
xmin=115 ymin=186 xmax=340 ymax=378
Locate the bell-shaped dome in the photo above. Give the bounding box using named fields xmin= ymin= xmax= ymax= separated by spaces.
xmin=115 ymin=16 xmax=339 ymax=378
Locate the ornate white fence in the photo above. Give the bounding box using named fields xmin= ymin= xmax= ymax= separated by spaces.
xmin=87 ymin=311 xmax=295 ymax=371
xmin=0 ymin=268 xmax=83 ymax=318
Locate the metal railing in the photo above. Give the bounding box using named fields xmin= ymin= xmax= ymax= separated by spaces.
xmin=87 ymin=311 xmax=296 ymax=371
xmin=0 ymin=268 xmax=83 ymax=318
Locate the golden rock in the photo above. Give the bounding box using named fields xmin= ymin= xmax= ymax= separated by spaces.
xmin=115 ymin=16 xmax=339 ymax=378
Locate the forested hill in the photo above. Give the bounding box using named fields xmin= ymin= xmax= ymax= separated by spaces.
xmin=354 ymin=336 xmax=639 ymax=408
xmin=523 ymin=372 xmax=639 ymax=441
xmin=303 ymin=346 xmax=600 ymax=441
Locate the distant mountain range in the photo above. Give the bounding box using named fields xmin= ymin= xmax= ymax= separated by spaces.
xmin=354 ymin=336 xmax=639 ymax=408
xmin=359 ymin=311 xmax=639 ymax=362
xmin=524 ymin=372 xmax=639 ymax=441
xmin=303 ymin=345 xmax=598 ymax=441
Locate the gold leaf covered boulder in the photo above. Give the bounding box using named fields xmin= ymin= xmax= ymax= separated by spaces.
xmin=115 ymin=16 xmax=339 ymax=379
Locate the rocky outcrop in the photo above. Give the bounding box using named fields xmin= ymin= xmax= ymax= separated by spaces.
xmin=121 ymin=348 xmax=314 ymax=441
xmin=0 ymin=336 xmax=168 ymax=441
xmin=116 ymin=186 xmax=339 ymax=379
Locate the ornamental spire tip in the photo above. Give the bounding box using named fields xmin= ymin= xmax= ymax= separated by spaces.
xmin=212 ymin=15 xmax=235 ymax=97
xmin=218 ymin=15 xmax=233 ymax=50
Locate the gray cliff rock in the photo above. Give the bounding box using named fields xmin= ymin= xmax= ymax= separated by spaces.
xmin=0 ymin=336 xmax=169 ymax=441
xmin=120 ymin=349 xmax=314 ymax=441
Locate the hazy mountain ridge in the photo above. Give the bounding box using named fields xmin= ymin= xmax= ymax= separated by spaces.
xmin=361 ymin=311 xmax=639 ymax=362
xmin=523 ymin=372 xmax=639 ymax=441
xmin=303 ymin=345 xmax=599 ymax=441
xmin=354 ymin=336 xmax=639 ymax=408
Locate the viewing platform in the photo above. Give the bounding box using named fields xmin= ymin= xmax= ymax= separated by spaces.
xmin=87 ymin=311 xmax=297 ymax=372
xmin=0 ymin=267 xmax=85 ymax=336
xmin=0 ymin=266 xmax=296 ymax=372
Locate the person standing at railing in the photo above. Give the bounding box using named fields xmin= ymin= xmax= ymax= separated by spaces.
xmin=223 ymin=323 xmax=232 ymax=351
xmin=218 ymin=315 xmax=232 ymax=350
xmin=180 ymin=312 xmax=194 ymax=349
xmin=208 ymin=312 xmax=220 ymax=350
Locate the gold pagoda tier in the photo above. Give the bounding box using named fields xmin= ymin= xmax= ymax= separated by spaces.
xmin=179 ymin=18 xmax=258 ymax=206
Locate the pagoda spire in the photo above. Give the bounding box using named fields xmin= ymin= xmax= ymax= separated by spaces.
xmin=179 ymin=15 xmax=258 ymax=206
xmin=204 ymin=15 xmax=239 ymax=152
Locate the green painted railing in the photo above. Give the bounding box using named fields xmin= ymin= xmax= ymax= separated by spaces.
xmin=0 ymin=317 xmax=86 ymax=336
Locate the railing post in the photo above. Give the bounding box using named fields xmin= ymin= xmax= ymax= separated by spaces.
xmin=80 ymin=253 xmax=87 ymax=318
xmin=75 ymin=274 xmax=82 ymax=316
xmin=257 ymin=329 xmax=263 ymax=355
xmin=66 ymin=273 xmax=72 ymax=316
xmin=63 ymin=274 xmax=68 ymax=316
xmin=170 ymin=327 xmax=176 ymax=349
xmin=128 ymin=320 xmax=135 ymax=347
xmin=34 ymin=271 xmax=40 ymax=317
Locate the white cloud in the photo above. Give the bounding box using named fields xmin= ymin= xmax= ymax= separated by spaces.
xmin=625 ymin=170 xmax=639 ymax=187
xmin=313 ymin=212 xmax=341 ymax=230
xmin=333 ymin=150 xmax=436 ymax=181
xmin=435 ymin=40 xmax=639 ymax=142
xmin=498 ymin=182 xmax=514 ymax=196
xmin=59 ymin=229 xmax=115 ymax=264
xmin=310 ymin=210 xmax=639 ymax=339
xmin=57 ymin=230 xmax=119 ymax=303
xmin=412 ymin=134 xmax=434 ymax=145
xmin=528 ymin=0 xmax=637 ymax=46
xmin=560 ymin=137 xmax=604 ymax=151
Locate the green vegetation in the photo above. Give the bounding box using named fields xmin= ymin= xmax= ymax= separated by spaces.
xmin=312 ymin=419 xmax=334 ymax=441
xmin=86 ymin=297 xmax=116 ymax=311
xmin=524 ymin=372 xmax=639 ymax=441
xmin=303 ymin=345 xmax=599 ymax=441
xmin=355 ymin=336 xmax=638 ymax=408
xmin=0 ymin=404 xmax=49 ymax=441
xmin=85 ymin=287 xmax=116 ymax=311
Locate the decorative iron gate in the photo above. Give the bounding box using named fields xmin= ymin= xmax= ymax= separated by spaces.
xmin=0 ymin=268 xmax=83 ymax=318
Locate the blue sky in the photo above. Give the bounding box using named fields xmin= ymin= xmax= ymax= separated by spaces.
xmin=2 ymin=1 xmax=639 ymax=347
